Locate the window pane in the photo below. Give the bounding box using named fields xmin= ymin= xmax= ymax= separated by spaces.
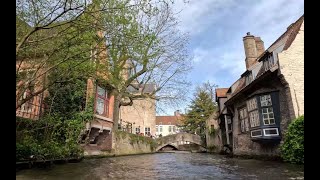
xmin=240 ymin=120 xmax=245 ymax=132
xmin=268 ymin=107 xmax=273 ymax=112
xmin=249 ymin=110 xmax=260 ymax=127
xmin=262 ymin=108 xmax=267 ymax=113
xmin=270 ymin=119 xmax=275 ymax=124
xmin=260 ymin=94 xmax=272 ymax=106
xmin=264 ymin=128 xmax=278 ymax=135
xmin=263 ymin=114 xmax=268 ymax=119
xmin=251 ymin=130 xmax=262 ymax=137
xmin=97 ymin=86 xmax=106 ymax=97
xmin=247 ymin=98 xmax=257 ymax=111
xmin=244 ymin=109 xmax=247 ymax=117
xmin=264 ymin=120 xmax=269 ymax=125
xmin=245 ymin=118 xmax=250 ymax=131
xmin=269 ymin=113 xmax=274 ymax=118
xmin=96 ymin=97 xmax=105 ymax=115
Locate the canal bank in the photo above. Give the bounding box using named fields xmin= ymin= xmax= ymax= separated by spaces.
xmin=16 ymin=153 xmax=304 ymax=179
xmin=83 ymin=131 xmax=157 ymax=157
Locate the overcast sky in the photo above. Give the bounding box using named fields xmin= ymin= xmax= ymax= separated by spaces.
xmin=158 ymin=0 xmax=304 ymax=115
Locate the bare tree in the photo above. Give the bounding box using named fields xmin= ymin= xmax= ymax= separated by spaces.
xmin=96 ymin=1 xmax=192 ymax=129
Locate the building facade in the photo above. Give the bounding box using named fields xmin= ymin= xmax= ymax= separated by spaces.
xmin=119 ymin=87 xmax=156 ymax=136
xmin=216 ymin=15 xmax=304 ymax=157
xmin=16 ymin=18 xmax=116 ymax=151
xmin=155 ymin=110 xmax=183 ymax=137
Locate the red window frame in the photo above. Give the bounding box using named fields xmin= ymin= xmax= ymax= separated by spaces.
xmin=94 ymin=85 xmax=109 ymax=117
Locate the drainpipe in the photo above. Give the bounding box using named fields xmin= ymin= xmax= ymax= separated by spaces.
xmin=224 ymin=114 xmax=230 ymax=145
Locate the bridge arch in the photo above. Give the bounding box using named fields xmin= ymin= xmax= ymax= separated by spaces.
xmin=157 ymin=143 xmax=179 ymax=151
xmin=155 ymin=133 xmax=205 ymax=151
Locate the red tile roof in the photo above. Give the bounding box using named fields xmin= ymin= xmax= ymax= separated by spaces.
xmin=156 ymin=116 xmax=184 ymax=125
xmin=216 ymin=88 xmax=228 ymax=98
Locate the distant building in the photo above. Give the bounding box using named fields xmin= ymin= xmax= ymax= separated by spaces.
xmin=155 ymin=110 xmax=183 ymax=137
xmin=120 ymin=83 xmax=156 ymax=136
xmin=119 ymin=61 xmax=157 ymax=136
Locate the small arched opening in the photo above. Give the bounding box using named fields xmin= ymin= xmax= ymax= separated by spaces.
xmin=158 ymin=144 xmax=178 ymax=151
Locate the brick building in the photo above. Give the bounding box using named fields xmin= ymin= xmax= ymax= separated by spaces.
xmin=16 ymin=18 xmax=116 ymax=151
xmin=215 ymin=15 xmax=304 ymax=156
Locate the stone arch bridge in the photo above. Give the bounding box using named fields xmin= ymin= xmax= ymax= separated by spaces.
xmin=155 ymin=133 xmax=206 ymax=151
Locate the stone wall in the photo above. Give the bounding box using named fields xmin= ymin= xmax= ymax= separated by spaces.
xmin=83 ymin=131 xmax=155 ymax=157
xmin=206 ymin=113 xmax=223 ymax=153
xmin=278 ymin=21 xmax=304 ymax=118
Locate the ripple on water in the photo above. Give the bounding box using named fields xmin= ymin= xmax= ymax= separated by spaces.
xmin=16 ymin=153 xmax=304 ymax=180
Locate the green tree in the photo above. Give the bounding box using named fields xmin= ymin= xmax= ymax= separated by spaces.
xmin=182 ymin=87 xmax=216 ymax=139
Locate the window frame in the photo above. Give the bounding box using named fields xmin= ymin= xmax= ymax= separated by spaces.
xmin=238 ymin=106 xmax=249 ymax=133
xmin=145 ymin=127 xmax=151 ymax=136
xmin=20 ymin=90 xmax=34 ymax=113
xmin=94 ymin=85 xmax=109 ymax=117
xmin=246 ymin=97 xmax=260 ymax=128
xmin=263 ymin=128 xmax=279 ymax=136
xmin=260 ymin=94 xmax=275 ymax=126
xmin=136 ymin=127 xmax=140 ymax=134
xmin=251 ymin=129 xmax=262 ymax=138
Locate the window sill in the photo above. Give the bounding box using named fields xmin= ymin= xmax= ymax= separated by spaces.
xmin=94 ymin=114 xmax=113 ymax=122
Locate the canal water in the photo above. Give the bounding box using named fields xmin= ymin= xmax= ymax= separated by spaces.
xmin=16 ymin=153 xmax=304 ymax=180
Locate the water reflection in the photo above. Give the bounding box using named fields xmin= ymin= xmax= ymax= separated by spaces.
xmin=16 ymin=153 xmax=304 ymax=180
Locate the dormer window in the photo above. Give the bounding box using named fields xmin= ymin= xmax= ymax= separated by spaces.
xmin=245 ymin=72 xmax=253 ymax=85
xmin=264 ymin=54 xmax=275 ymax=71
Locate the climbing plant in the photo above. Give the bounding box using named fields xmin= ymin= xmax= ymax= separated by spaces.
xmin=280 ymin=115 xmax=304 ymax=164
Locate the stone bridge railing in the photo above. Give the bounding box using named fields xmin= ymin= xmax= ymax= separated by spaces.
xmin=155 ymin=133 xmax=205 ymax=151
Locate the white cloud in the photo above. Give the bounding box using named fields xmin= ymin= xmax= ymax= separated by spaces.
xmin=173 ymin=0 xmax=236 ymax=35
xmin=157 ymin=0 xmax=304 ymax=115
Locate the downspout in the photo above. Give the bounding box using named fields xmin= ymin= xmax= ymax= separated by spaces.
xmin=224 ymin=114 xmax=230 ymax=145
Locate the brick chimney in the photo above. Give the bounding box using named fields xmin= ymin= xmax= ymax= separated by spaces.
xmin=243 ymin=32 xmax=265 ymax=69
